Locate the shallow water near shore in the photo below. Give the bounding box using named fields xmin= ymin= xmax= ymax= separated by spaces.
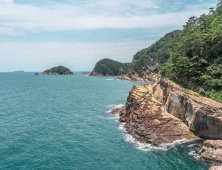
xmin=0 ymin=72 xmax=219 ymax=169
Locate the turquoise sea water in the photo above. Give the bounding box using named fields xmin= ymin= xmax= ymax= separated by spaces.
xmin=0 ymin=72 xmax=220 ymax=170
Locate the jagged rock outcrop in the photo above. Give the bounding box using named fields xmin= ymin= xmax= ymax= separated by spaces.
xmin=119 ymin=75 xmax=222 ymax=146
xmin=152 ymin=75 xmax=222 ymax=139
xmin=196 ymin=140 xmax=222 ymax=163
xmin=116 ymin=70 xmax=157 ymax=82
xmin=110 ymin=106 xmax=125 ymax=116
xmin=209 ymin=166 xmax=222 ymax=170
xmin=119 ymin=84 xmax=198 ymax=146
xmin=89 ymin=71 xmax=104 ymax=76
xmin=34 ymin=72 xmax=39 ymax=75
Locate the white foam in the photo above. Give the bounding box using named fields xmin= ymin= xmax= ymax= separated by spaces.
xmin=106 ymin=79 xmax=114 ymax=80
xmin=187 ymin=143 xmax=199 ymax=148
xmin=106 ymin=114 xmax=120 ymax=120
xmin=189 ymin=151 xmax=200 ymax=160
xmin=118 ymin=123 xmax=199 ymax=151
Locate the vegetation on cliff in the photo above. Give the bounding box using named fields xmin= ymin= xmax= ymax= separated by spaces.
xmin=91 ymin=58 xmax=132 ymax=76
xmin=42 ymin=66 xmax=74 ymax=75
xmin=162 ymin=1 xmax=222 ymax=103
xmin=132 ymin=30 xmax=182 ymax=75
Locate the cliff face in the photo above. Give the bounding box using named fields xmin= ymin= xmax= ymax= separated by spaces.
xmin=116 ymin=70 xmax=157 ymax=82
xmin=119 ymin=84 xmax=197 ymax=146
xmin=119 ymin=75 xmax=222 ymax=146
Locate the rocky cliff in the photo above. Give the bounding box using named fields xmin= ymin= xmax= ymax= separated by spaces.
xmin=116 ymin=70 xmax=156 ymax=82
xmin=118 ymin=75 xmax=222 ymax=146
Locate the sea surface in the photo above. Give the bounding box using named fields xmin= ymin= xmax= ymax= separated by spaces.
xmin=0 ymin=72 xmax=220 ymax=170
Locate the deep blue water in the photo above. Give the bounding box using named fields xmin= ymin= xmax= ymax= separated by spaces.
xmin=0 ymin=72 xmax=219 ymax=170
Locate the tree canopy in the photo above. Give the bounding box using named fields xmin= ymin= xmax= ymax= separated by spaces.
xmin=162 ymin=1 xmax=222 ymax=103
xmin=43 ymin=66 xmax=71 ymax=74
xmin=132 ymin=30 xmax=182 ymax=75
xmin=92 ymin=58 xmax=132 ymax=76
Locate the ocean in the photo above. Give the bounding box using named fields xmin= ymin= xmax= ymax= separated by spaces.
xmin=0 ymin=72 xmax=219 ymax=170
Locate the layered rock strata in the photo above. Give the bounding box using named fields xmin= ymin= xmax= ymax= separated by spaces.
xmin=196 ymin=140 xmax=222 ymax=163
xmin=118 ymin=75 xmax=222 ymax=146
xmin=116 ymin=70 xmax=156 ymax=82
xmin=118 ymin=84 xmax=198 ymax=146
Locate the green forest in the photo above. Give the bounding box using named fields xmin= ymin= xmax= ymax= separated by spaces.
xmin=132 ymin=30 xmax=182 ymax=75
xmin=43 ymin=66 xmax=71 ymax=74
xmin=162 ymin=1 xmax=222 ymax=103
xmin=92 ymin=58 xmax=131 ymax=76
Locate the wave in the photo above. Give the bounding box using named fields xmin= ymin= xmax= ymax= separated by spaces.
xmin=107 ymin=104 xmax=124 ymax=108
xmin=118 ymin=123 xmax=199 ymax=152
xmin=106 ymin=79 xmax=114 ymax=81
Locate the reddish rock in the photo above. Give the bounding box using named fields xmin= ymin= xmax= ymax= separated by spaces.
xmin=119 ymin=84 xmax=198 ymax=146
xmin=110 ymin=106 xmax=125 ymax=115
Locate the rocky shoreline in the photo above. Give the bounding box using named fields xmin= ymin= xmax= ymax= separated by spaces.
xmin=41 ymin=70 xmax=74 ymax=75
xmin=111 ymin=74 xmax=222 ymax=167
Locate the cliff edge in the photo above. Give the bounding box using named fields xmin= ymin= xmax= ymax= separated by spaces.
xmin=119 ymin=75 xmax=222 ymax=146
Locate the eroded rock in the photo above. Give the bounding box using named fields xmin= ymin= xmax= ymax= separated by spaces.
xmin=196 ymin=140 xmax=222 ymax=163
xmin=209 ymin=166 xmax=222 ymax=170
xmin=119 ymin=84 xmax=198 ymax=146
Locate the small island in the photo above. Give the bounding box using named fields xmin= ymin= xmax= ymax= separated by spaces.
xmin=41 ymin=66 xmax=74 ymax=75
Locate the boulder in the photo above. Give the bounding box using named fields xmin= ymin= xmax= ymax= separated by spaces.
xmin=196 ymin=140 xmax=222 ymax=163
xmin=34 ymin=72 xmax=39 ymax=75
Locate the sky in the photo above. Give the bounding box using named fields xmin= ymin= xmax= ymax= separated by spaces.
xmin=0 ymin=0 xmax=219 ymax=72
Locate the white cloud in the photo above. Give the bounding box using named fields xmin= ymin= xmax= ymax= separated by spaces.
xmin=0 ymin=0 xmax=216 ymax=34
xmin=0 ymin=40 xmax=154 ymax=71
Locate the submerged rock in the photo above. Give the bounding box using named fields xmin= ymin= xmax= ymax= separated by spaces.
xmin=196 ymin=140 xmax=222 ymax=163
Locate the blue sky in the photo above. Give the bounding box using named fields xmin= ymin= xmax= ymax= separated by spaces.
xmin=0 ymin=0 xmax=219 ymax=72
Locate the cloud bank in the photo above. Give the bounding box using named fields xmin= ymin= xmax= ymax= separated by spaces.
xmin=0 ymin=0 xmax=216 ymax=35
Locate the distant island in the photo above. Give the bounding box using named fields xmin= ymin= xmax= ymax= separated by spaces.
xmin=41 ymin=66 xmax=74 ymax=75
xmin=90 ymin=58 xmax=131 ymax=76
xmin=14 ymin=70 xmax=25 ymax=72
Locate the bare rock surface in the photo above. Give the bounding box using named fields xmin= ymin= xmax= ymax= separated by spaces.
xmin=34 ymin=72 xmax=39 ymax=75
xmin=89 ymin=71 xmax=104 ymax=76
xmin=110 ymin=106 xmax=125 ymax=116
xmin=209 ymin=166 xmax=222 ymax=170
xmin=152 ymin=75 xmax=222 ymax=138
xmin=197 ymin=140 xmax=222 ymax=163
xmin=116 ymin=70 xmax=157 ymax=82
xmin=119 ymin=84 xmax=198 ymax=146
xmin=118 ymin=74 xmax=222 ymax=146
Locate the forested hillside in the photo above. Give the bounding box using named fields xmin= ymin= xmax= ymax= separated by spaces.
xmin=132 ymin=30 xmax=182 ymax=75
xmin=90 ymin=58 xmax=132 ymax=76
xmin=162 ymin=1 xmax=222 ymax=103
